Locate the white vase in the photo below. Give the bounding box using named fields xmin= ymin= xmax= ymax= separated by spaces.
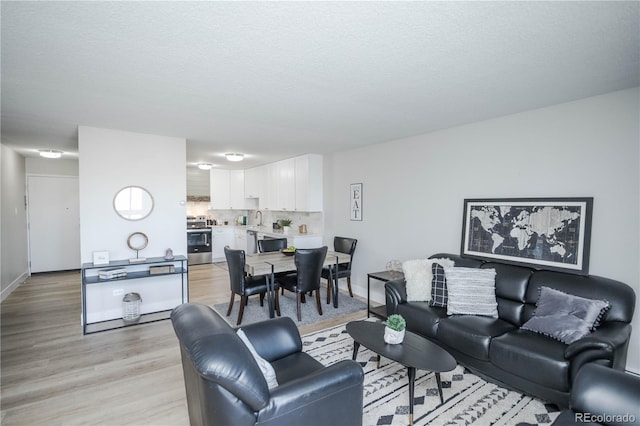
xmin=283 ymin=226 xmax=291 ymax=233
xmin=384 ymin=326 xmax=405 ymax=344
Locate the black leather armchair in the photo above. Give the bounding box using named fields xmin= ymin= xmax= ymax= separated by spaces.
xmin=552 ymin=363 xmax=640 ymax=425
xmin=171 ymin=303 xmax=364 ymax=426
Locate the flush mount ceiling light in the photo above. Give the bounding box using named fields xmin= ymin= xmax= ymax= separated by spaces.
xmin=38 ymin=149 xmax=63 ymax=159
xmin=225 ymin=153 xmax=244 ymax=162
xmin=197 ymin=163 xmax=213 ymax=170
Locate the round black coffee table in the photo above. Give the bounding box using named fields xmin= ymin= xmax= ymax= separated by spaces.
xmin=346 ymin=321 xmax=457 ymax=425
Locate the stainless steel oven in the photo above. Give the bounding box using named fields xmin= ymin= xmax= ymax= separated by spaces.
xmin=187 ymin=228 xmax=212 ymax=265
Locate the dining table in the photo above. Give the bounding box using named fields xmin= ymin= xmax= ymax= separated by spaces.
xmin=244 ymin=250 xmax=352 ymax=318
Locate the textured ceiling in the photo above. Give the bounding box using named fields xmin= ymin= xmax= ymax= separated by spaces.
xmin=2 ymin=2 xmax=638 ymax=169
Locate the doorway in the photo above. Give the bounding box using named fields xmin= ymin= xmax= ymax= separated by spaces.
xmin=27 ymin=175 xmax=80 ymax=272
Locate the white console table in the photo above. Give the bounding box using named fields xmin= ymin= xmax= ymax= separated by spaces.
xmin=81 ymin=255 xmax=188 ymax=334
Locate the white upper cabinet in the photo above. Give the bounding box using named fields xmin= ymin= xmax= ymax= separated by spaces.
xmin=210 ymin=169 xmax=246 ymax=209
xmin=295 ymin=154 xmax=323 ymax=211
xmin=211 ymin=155 xmax=323 ymax=212
xmin=244 ymin=166 xmax=264 ymax=199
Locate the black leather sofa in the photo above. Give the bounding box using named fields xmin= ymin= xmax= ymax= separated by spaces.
xmin=552 ymin=363 xmax=640 ymax=425
xmin=171 ymin=303 xmax=364 ymax=426
xmin=385 ymin=253 xmax=636 ymax=408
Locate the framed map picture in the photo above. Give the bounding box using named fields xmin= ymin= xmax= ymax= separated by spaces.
xmin=461 ymin=197 xmax=593 ymax=274
xmin=350 ymin=183 xmax=362 ymax=221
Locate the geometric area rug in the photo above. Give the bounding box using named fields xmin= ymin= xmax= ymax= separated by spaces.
xmin=301 ymin=322 xmax=561 ymax=426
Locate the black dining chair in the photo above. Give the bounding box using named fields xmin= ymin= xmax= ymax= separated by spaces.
xmin=258 ymin=237 xmax=288 ymax=253
xmin=321 ymin=237 xmax=357 ymax=304
xmin=224 ymin=246 xmax=280 ymax=325
xmin=277 ymin=246 xmax=328 ymax=322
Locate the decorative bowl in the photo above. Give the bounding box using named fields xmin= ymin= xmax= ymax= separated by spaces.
xmin=281 ymin=249 xmax=295 ymax=256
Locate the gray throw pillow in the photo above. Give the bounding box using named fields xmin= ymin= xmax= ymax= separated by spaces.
xmin=521 ymin=286 xmax=610 ymax=344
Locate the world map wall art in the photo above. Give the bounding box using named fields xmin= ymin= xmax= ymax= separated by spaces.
xmin=461 ymin=198 xmax=593 ymax=274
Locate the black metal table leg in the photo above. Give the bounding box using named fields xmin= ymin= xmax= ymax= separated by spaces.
xmin=435 ymin=372 xmax=445 ymax=405
xmin=351 ymin=341 xmax=360 ymax=361
xmin=266 ymin=263 xmax=275 ymax=318
xmin=408 ymin=367 xmax=416 ymax=425
xmin=332 ymin=256 xmax=339 ymax=308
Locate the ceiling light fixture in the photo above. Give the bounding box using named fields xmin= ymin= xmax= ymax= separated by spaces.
xmin=197 ymin=163 xmax=213 ymax=170
xmin=225 ymin=153 xmax=244 ymax=162
xmin=38 ymin=149 xmax=63 ymax=159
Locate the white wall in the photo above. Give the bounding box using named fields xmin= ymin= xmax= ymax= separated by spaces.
xmin=78 ymin=126 xmax=187 ymax=262
xmin=25 ymin=157 xmax=79 ymax=176
xmin=325 ymin=88 xmax=640 ymax=373
xmin=0 ymin=145 xmax=29 ymax=301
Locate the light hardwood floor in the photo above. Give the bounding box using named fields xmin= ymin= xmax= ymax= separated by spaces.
xmin=1 ymin=262 xmax=367 ymax=425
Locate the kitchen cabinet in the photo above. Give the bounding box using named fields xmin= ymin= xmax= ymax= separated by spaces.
xmin=212 ymin=227 xmax=234 ymax=261
xmin=244 ymin=166 xmax=265 ymax=199
xmin=233 ymin=228 xmax=247 ymax=251
xmin=210 ymin=169 xmax=246 ymax=209
xmin=262 ymin=158 xmax=295 ymax=211
xmin=294 ymin=154 xmax=323 ymax=211
xmin=229 ymin=170 xmax=245 ymax=209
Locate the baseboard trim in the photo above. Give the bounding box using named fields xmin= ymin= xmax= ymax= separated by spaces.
xmin=1 ymin=270 xmax=29 ymax=302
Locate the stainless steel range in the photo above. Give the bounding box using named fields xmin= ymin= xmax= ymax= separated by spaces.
xmin=187 ymin=218 xmax=212 ymax=265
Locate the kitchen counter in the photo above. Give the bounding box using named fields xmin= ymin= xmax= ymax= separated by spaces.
xmin=240 ymin=225 xmax=322 ymax=238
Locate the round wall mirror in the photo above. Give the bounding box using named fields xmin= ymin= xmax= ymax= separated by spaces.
xmin=114 ymin=186 xmax=154 ymax=221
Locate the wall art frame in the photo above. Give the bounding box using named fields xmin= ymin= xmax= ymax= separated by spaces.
xmin=461 ymin=197 xmax=593 ymax=274
xmin=350 ymin=183 xmax=363 ymax=221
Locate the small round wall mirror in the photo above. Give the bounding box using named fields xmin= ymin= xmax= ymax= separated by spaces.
xmin=114 ymin=186 xmax=154 ymax=221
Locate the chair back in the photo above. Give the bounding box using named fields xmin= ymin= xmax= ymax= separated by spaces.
xmin=258 ymin=238 xmax=288 ymax=253
xmin=294 ymin=246 xmax=328 ymax=293
xmin=224 ymin=246 xmax=247 ymax=294
xmin=334 ymin=237 xmax=357 ymax=270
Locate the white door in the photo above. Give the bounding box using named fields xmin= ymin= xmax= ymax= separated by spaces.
xmin=28 ymin=176 xmax=80 ymax=272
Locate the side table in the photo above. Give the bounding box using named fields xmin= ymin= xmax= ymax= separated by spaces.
xmin=367 ymin=270 xmax=404 ymax=319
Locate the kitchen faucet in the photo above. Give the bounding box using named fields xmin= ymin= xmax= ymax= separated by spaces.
xmin=255 ymin=210 xmax=263 ymax=226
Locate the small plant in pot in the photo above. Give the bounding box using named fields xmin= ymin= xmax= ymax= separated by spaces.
xmin=384 ymin=314 xmax=406 ymax=344
xmin=279 ymin=218 xmax=293 ymax=233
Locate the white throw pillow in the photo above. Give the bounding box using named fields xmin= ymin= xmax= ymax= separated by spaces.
xmin=444 ymin=267 xmax=498 ymax=317
xmin=236 ymin=328 xmax=279 ymax=389
xmin=403 ymin=258 xmax=454 ymax=302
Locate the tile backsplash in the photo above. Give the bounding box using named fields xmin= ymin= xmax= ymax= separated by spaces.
xmin=186 ymin=202 xmax=323 ymax=234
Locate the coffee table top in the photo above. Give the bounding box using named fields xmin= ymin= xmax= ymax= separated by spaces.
xmin=346 ymin=321 xmax=456 ymax=373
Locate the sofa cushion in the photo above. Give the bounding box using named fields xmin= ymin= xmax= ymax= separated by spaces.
xmin=271 ymin=352 xmax=324 ymax=384
xmin=397 ymin=301 xmax=447 ymax=339
xmin=404 ymin=258 xmax=454 ymax=303
xmin=521 ymin=287 xmax=610 ymax=344
xmin=490 ymin=329 xmax=571 ymax=391
xmin=437 ymin=316 xmax=515 ymax=361
xmin=445 ymin=267 xmax=498 ymax=317
xmin=429 ymin=263 xmax=449 ymax=308
xmin=403 ymin=259 xmax=432 ymax=302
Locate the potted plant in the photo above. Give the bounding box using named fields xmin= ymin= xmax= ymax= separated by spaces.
xmin=279 ymin=218 xmax=293 ymax=233
xmin=384 ymin=314 xmax=406 ymax=344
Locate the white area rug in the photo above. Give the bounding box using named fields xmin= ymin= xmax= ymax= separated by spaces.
xmin=302 ymin=322 xmax=561 ymax=426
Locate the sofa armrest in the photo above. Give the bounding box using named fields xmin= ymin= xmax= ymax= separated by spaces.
xmin=256 ymin=360 xmax=364 ymax=426
xmin=385 ymin=278 xmax=407 ymax=316
xmin=564 ymin=322 xmax=631 ymax=360
xmin=239 ymin=317 xmax=302 ymax=362
xmin=551 ymin=364 xmax=640 ymax=426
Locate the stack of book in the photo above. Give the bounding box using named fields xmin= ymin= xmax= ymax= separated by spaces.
xmin=98 ymin=268 xmax=127 ymax=280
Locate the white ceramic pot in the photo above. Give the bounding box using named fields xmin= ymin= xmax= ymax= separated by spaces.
xmin=283 ymin=226 xmax=291 ymax=233
xmin=384 ymin=326 xmax=405 ymax=344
